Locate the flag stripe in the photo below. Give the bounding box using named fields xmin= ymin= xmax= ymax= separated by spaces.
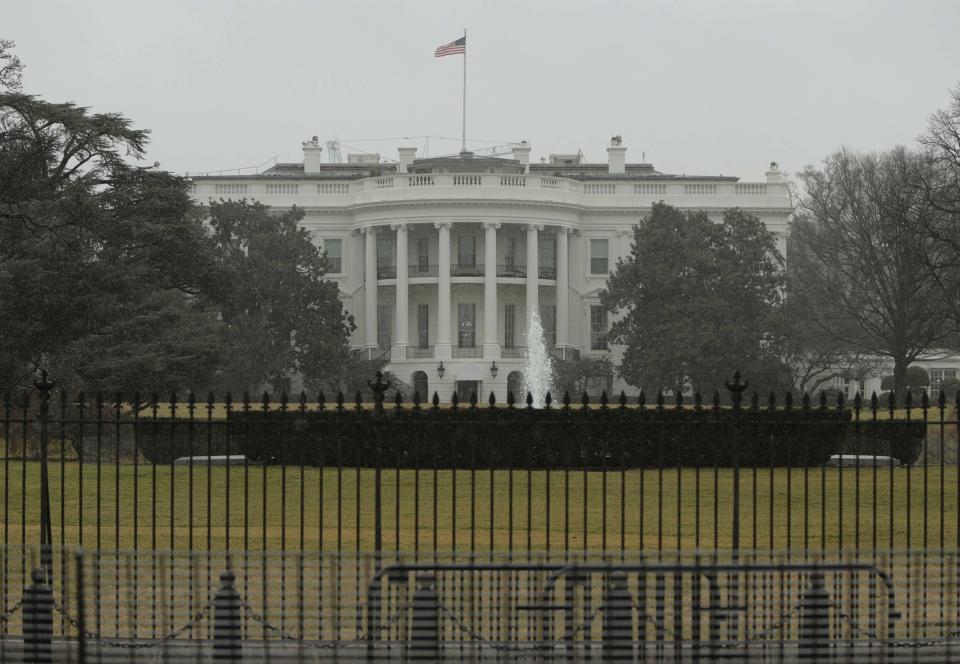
xmin=434 ymin=36 xmax=466 ymax=57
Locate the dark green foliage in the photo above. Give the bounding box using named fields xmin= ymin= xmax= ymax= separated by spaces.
xmin=938 ymin=377 xmax=960 ymax=400
xmin=137 ymin=407 xmax=867 ymax=468
xmin=880 ymin=366 xmax=930 ymax=391
xmin=601 ymin=203 xmax=790 ymax=395
xmin=204 ymin=199 xmax=355 ymax=394
xmin=553 ymin=355 xmax=614 ymax=398
xmin=0 ymin=92 xmax=223 ymax=393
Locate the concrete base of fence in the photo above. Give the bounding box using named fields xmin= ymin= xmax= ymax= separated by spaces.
xmin=173 ymin=455 xmax=250 ymax=466
xmin=825 ymin=454 xmax=900 ymax=467
xmin=0 ymin=638 xmax=951 ymax=663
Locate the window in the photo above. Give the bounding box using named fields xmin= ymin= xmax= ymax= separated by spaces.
xmin=458 ymin=235 xmax=476 ymax=266
xmin=505 ymin=237 xmax=517 ymax=268
xmin=417 ymin=237 xmax=430 ymax=272
xmin=540 ymin=304 xmax=556 ymax=348
xmin=931 ymin=368 xmax=957 ymax=396
xmin=377 ymin=304 xmax=392 ymax=350
xmin=417 ymin=304 xmax=430 ymax=349
xmin=590 ymin=239 xmax=609 ymax=274
xmin=539 ymin=237 xmax=556 ymax=270
xmin=590 ymin=305 xmax=608 ymax=350
xmin=504 ymin=304 xmax=516 ymax=349
xmin=377 ymin=235 xmax=396 ymax=278
xmin=324 ymin=239 xmax=342 ymax=273
xmin=377 ymin=235 xmax=394 ymax=268
xmin=458 ymin=303 xmax=476 ymax=348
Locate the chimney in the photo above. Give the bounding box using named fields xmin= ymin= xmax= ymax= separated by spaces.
xmin=607 ymin=135 xmax=626 ymax=175
xmin=765 ymin=161 xmax=783 ymax=183
xmin=398 ymin=146 xmax=417 ymax=174
xmin=512 ymin=140 xmax=531 ymax=173
xmin=302 ymin=136 xmax=323 ymax=174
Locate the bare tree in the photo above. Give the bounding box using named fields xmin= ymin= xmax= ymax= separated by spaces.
xmin=921 ymin=83 xmax=960 ymax=210
xmin=793 ymin=147 xmax=957 ymax=391
xmin=0 ymin=39 xmax=23 ymax=91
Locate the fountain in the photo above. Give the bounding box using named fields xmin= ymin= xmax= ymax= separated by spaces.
xmin=522 ymin=311 xmax=555 ymax=408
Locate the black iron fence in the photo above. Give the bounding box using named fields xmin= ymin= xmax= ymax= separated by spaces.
xmin=0 ymin=372 xmax=957 ymax=558
xmin=2 ymin=547 xmax=960 ymax=662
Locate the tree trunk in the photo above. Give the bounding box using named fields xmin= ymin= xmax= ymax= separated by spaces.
xmin=893 ymin=356 xmax=908 ymax=394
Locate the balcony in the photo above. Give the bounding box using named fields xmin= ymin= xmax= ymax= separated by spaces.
xmin=377 ymin=264 xmax=396 ymax=279
xmin=453 ymin=346 xmax=481 ymax=358
xmin=408 ymin=346 xmax=435 ymax=358
xmin=538 ymin=266 xmax=557 ymax=279
xmin=409 ymin=264 xmax=439 ymax=278
xmin=451 ymin=263 xmax=484 ymax=277
xmin=502 ymin=346 xmax=526 ymax=358
xmin=497 ymin=264 xmax=526 ymax=278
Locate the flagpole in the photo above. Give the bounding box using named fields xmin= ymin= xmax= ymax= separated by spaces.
xmin=461 ymin=28 xmax=467 ymax=154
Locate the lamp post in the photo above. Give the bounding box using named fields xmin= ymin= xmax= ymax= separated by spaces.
xmin=35 ymin=369 xmax=55 ymax=582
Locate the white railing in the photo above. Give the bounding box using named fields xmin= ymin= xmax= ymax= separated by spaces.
xmin=684 ymin=183 xmax=717 ymax=195
xmin=317 ymin=182 xmax=350 ymax=195
xmin=200 ymin=174 xmax=787 ymax=208
xmin=214 ymin=183 xmax=248 ymax=196
xmin=633 ymin=183 xmax=667 ymax=195
xmin=265 ymin=183 xmax=299 ymax=195
xmin=584 ymin=183 xmax=616 ymax=195
xmin=736 ymin=183 xmax=768 ymax=196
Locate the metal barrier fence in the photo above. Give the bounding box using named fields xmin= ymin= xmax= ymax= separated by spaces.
xmin=2 ymin=547 xmax=960 ymax=662
xmin=1 ymin=372 xmax=958 ymax=558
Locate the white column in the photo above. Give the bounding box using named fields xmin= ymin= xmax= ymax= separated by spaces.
xmin=435 ymin=222 xmax=452 ymax=358
xmin=392 ymin=223 xmax=409 ymax=360
xmin=363 ymin=226 xmax=378 ymax=350
xmin=483 ymin=221 xmax=501 ymax=359
xmin=525 ymin=224 xmax=542 ymax=334
xmin=556 ymin=227 xmax=570 ymax=348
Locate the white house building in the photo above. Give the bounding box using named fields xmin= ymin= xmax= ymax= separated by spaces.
xmin=190 ymin=137 xmax=792 ymax=400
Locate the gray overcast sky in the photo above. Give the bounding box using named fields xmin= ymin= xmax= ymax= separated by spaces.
xmin=6 ymin=0 xmax=960 ymax=181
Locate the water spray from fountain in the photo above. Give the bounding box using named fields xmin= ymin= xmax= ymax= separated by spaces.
xmin=522 ymin=311 xmax=554 ymax=408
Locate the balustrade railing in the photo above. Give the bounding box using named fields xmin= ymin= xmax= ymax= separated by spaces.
xmin=209 ymin=174 xmax=786 ymax=202
xmin=376 ymin=265 xmax=396 ymax=279
xmin=409 ymin=263 xmax=439 ymax=277
xmin=408 ymin=345 xmax=435 ymax=358
xmin=451 ymin=263 xmax=484 ymax=277
xmin=497 ymin=264 xmax=527 ymax=278
xmin=538 ymin=266 xmax=557 ymax=279
xmin=452 ymin=345 xmax=480 ymax=358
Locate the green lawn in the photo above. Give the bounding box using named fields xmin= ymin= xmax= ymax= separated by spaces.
xmin=1 ymin=460 xmax=956 ymax=552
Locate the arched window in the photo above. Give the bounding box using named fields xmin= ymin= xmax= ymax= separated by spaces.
xmin=411 ymin=371 xmax=429 ymax=403
xmin=507 ymin=371 xmax=524 ymax=402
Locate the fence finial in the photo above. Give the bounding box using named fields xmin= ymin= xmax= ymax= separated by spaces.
xmin=725 ymin=372 xmax=748 ymax=408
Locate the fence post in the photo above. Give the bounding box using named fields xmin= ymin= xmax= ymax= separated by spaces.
xmin=35 ymin=370 xmax=56 ymax=580
xmin=22 ymin=568 xmax=53 ymax=664
xmin=602 ymin=571 xmax=633 ymax=662
xmin=799 ymin=571 xmax=830 ymax=660
xmin=409 ymin=573 xmax=439 ymax=662
xmin=213 ymin=570 xmax=242 ymax=662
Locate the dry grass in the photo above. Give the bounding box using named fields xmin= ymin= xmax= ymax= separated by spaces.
xmin=1 ymin=461 xmax=956 ymax=552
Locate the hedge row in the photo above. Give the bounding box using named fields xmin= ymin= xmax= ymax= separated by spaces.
xmin=133 ymin=408 xmax=926 ymax=468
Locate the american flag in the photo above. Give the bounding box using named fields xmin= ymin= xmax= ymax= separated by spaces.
xmin=434 ymin=36 xmax=466 ymax=57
